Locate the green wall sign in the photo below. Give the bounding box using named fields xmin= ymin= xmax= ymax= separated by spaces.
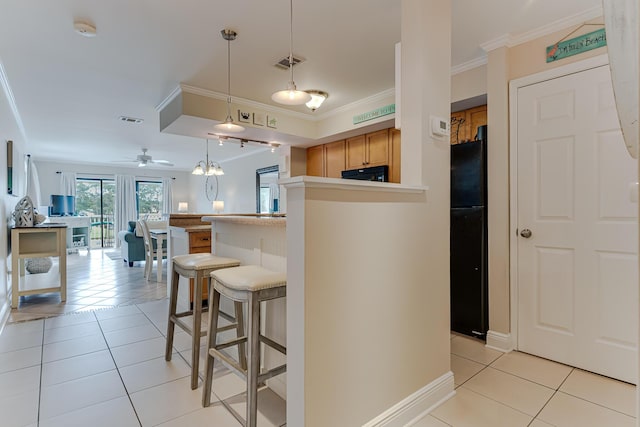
xmin=353 ymin=104 xmax=395 ymax=125
xmin=546 ymin=28 xmax=607 ymax=63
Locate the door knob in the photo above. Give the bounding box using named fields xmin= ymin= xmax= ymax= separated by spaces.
xmin=520 ymin=229 xmax=532 ymax=238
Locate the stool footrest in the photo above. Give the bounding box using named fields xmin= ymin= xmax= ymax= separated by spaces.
xmin=259 ymin=335 xmax=286 ymax=355
xmin=215 ymin=336 xmax=247 ymax=351
xmin=258 ymin=364 xmax=287 ymax=383
xmin=208 ymin=348 xmax=245 ymax=377
xmin=216 ymin=324 xmax=238 ymax=333
xmin=171 ymin=316 xmax=207 ymax=338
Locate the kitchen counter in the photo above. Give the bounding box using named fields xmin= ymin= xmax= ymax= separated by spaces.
xmin=201 ymin=214 xmax=285 ymax=227
xmin=202 ymin=213 xmax=287 ymax=399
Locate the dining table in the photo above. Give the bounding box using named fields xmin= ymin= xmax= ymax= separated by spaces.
xmin=149 ymin=228 xmax=167 ymax=282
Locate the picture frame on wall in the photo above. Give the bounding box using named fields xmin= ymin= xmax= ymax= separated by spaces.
xmin=7 ymin=140 xmax=13 ymax=195
xmin=253 ymin=112 xmax=266 ymax=126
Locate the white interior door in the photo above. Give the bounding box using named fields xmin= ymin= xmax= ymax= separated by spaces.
xmin=516 ymin=64 xmax=638 ymax=383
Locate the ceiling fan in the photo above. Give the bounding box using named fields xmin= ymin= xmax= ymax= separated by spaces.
xmin=116 ymin=148 xmax=174 ymax=167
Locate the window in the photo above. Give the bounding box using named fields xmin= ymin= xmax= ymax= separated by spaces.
xmin=136 ymin=180 xmax=163 ymax=220
xmin=75 ymin=178 xmax=115 ymax=248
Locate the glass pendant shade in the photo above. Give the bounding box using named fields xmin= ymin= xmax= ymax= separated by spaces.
xmin=192 ymin=164 xmax=204 ymax=175
xmin=214 ymin=112 xmax=244 ymax=133
xmin=272 ymin=81 xmax=311 ymax=105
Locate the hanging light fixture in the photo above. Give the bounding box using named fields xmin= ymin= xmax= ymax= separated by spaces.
xmin=305 ymin=90 xmax=329 ymax=111
xmin=214 ymin=29 xmax=244 ymax=133
xmin=271 ymin=0 xmax=311 ymax=105
xmin=192 ymin=139 xmax=225 ymax=176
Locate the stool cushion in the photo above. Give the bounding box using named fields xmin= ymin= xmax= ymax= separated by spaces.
xmin=172 ymin=253 xmax=240 ymax=271
xmin=212 ymin=265 xmax=286 ymax=292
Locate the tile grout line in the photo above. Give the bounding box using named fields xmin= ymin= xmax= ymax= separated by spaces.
xmin=94 ymin=308 xmax=144 ymax=427
xmin=36 ymin=319 xmax=45 ymax=427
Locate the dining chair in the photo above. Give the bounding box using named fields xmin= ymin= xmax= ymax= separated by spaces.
xmin=138 ymin=219 xmax=158 ymax=281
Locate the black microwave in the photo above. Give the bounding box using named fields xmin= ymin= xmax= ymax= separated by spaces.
xmin=341 ymin=165 xmax=388 ymax=182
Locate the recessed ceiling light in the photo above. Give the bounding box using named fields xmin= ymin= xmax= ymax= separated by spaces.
xmin=74 ymin=21 xmax=97 ymax=37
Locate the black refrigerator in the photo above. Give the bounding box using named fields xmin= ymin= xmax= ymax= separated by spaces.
xmin=450 ymin=129 xmax=488 ymax=339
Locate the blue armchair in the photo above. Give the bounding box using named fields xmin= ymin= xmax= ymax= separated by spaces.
xmin=118 ymin=221 xmax=145 ymax=266
xmin=117 ymin=220 xmax=167 ymax=267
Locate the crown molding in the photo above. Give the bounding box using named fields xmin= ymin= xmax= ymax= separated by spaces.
xmin=509 ymin=5 xmax=603 ymax=47
xmin=480 ymin=34 xmax=512 ymax=53
xmin=314 ymin=88 xmax=396 ymax=121
xmin=178 ymin=84 xmax=313 ymax=120
xmin=158 ymin=84 xmax=397 ymax=124
xmin=0 ymin=59 xmax=27 ymax=142
xmin=451 ymin=56 xmax=488 ymax=76
xmin=480 ymin=5 xmax=604 ymax=53
xmin=155 ymin=85 xmax=182 ymax=112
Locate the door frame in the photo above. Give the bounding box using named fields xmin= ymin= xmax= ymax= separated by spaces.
xmin=507 ymin=54 xmax=611 ymax=351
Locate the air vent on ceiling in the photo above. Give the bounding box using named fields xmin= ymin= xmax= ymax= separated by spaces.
xmin=274 ymin=55 xmax=305 ymax=70
xmin=119 ymin=116 xmax=144 ymax=124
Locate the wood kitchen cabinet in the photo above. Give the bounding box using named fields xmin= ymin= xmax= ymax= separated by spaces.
xmin=346 ymin=129 xmax=389 ymax=169
xmin=306 ymin=140 xmax=346 ymax=178
xmin=306 ymin=127 xmax=400 ymax=183
xmin=450 ymin=105 xmax=487 ymax=145
xmin=188 ymin=230 xmax=212 ymax=303
xmin=390 ymin=128 xmax=401 ymax=183
xmin=324 ymin=140 xmax=346 ymax=178
xmin=306 ymin=145 xmax=324 ymax=176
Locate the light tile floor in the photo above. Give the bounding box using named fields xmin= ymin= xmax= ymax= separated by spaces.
xmin=2 ymin=250 xmax=637 ymax=426
xmin=0 ymin=299 xmax=286 ymax=426
xmin=8 ymin=249 xmax=168 ymax=323
xmin=415 ymin=334 xmax=637 ymax=427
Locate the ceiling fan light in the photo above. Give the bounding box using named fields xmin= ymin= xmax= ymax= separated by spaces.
xmin=138 ymin=161 xmax=147 ymax=167
xmin=192 ymin=163 xmax=204 ymax=175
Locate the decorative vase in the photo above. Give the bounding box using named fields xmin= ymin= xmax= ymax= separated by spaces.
xmin=13 ymin=196 xmax=34 ymax=227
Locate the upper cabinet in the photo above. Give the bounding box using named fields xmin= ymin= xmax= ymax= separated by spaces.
xmin=306 ymin=127 xmax=400 ymax=183
xmin=450 ymin=105 xmax=487 ymax=145
xmin=325 ymin=140 xmax=346 ymax=178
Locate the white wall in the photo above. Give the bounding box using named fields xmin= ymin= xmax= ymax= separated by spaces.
xmin=190 ymin=149 xmax=280 ymax=214
xmin=35 ymin=160 xmax=190 ymax=215
xmin=0 ymin=80 xmax=27 ymax=329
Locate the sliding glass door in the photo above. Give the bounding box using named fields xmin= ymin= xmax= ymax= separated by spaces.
xmin=76 ymin=178 xmax=115 ymax=248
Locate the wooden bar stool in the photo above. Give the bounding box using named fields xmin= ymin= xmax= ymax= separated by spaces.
xmin=165 ymin=253 xmax=243 ymax=390
xmin=202 ymin=265 xmax=287 ymax=427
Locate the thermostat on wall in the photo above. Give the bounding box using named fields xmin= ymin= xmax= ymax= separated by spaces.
xmin=430 ymin=116 xmax=450 ymax=138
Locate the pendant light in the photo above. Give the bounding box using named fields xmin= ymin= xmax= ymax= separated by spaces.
xmin=214 ymin=29 xmax=244 ymax=133
xmin=271 ymin=0 xmax=311 ymax=105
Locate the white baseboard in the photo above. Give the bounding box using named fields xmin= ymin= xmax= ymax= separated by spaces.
xmin=363 ymin=371 xmax=455 ymax=427
xmin=486 ymin=330 xmax=513 ymax=352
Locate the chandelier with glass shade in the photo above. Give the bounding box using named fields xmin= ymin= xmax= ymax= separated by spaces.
xmin=192 ymin=139 xmax=224 ymax=176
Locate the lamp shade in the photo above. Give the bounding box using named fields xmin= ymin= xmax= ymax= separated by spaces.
xmin=272 ymin=83 xmax=311 ymax=105
xmin=178 ymin=202 xmax=189 ymax=213
xmin=305 ymin=90 xmax=328 ymax=111
xmin=213 ymin=200 xmax=224 ymax=213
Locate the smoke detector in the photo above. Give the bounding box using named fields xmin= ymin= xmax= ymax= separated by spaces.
xmin=74 ymin=21 xmax=97 ymax=37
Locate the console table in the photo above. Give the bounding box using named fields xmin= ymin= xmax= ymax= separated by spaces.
xmin=11 ymin=224 xmax=67 ymax=308
xmin=51 ymin=216 xmax=91 ymax=252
